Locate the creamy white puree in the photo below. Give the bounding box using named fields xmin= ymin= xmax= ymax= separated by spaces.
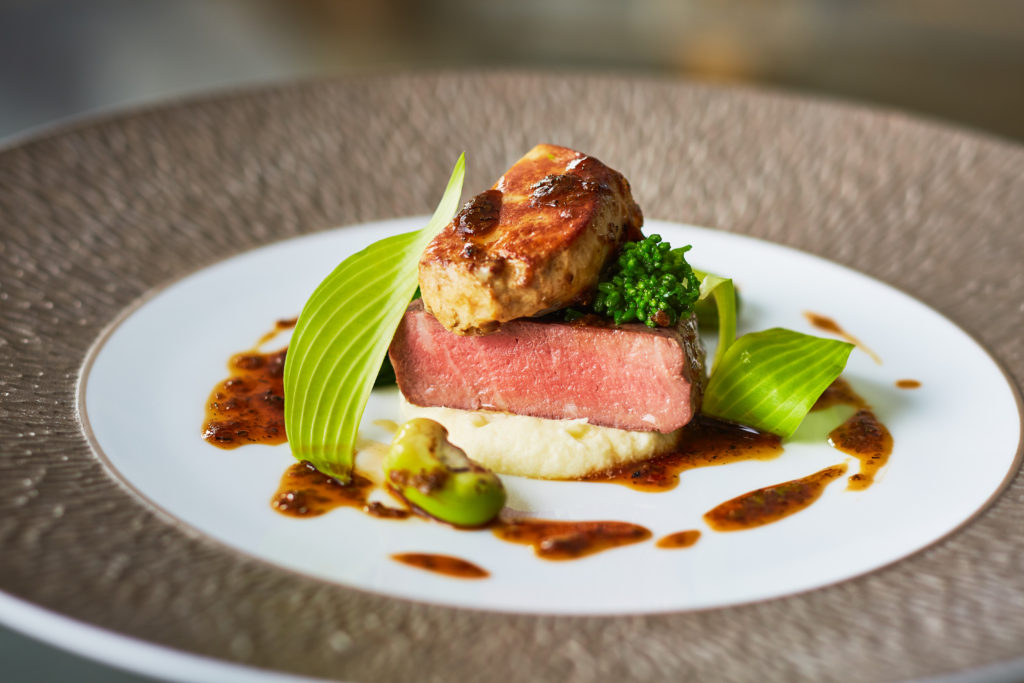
xmin=399 ymin=395 xmax=681 ymax=479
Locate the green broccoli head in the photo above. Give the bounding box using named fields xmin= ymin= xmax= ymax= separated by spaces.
xmin=591 ymin=234 xmax=701 ymax=327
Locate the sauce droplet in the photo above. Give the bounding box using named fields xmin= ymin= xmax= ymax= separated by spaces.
xmin=493 ymin=518 xmax=651 ymax=560
xmin=585 ymin=416 xmax=783 ymax=491
xmin=804 ymin=312 xmax=881 ymax=364
xmin=391 ymin=553 xmax=489 ymax=579
xmin=895 ymin=379 xmax=921 ymax=389
xmin=829 ymin=410 xmax=893 ymax=490
xmin=455 ymin=189 xmax=502 ymax=238
xmin=656 ymin=529 xmax=702 ymax=549
xmin=704 ymin=464 xmax=848 ymax=531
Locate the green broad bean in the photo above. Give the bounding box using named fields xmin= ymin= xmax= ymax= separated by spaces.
xmin=384 ymin=418 xmax=506 ymax=527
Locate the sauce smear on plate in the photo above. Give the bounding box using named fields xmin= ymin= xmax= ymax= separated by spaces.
xmin=656 ymin=529 xmax=702 ymax=549
xmin=493 ymin=518 xmax=651 ymax=560
xmin=804 ymin=311 xmax=881 ymax=364
xmin=585 ymin=416 xmax=783 ymax=491
xmin=830 ymin=411 xmax=893 ymax=490
xmin=391 ymin=552 xmax=489 ymax=579
xmin=811 ymin=377 xmax=894 ymax=490
xmin=203 ymin=348 xmax=287 ymax=448
xmin=202 ymin=318 xmax=296 ymax=448
xmin=704 ymin=464 xmax=847 ymax=531
xmin=272 ymin=461 xmax=410 ymax=519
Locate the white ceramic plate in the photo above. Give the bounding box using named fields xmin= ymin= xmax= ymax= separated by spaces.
xmin=81 ymin=217 xmax=1022 ymax=615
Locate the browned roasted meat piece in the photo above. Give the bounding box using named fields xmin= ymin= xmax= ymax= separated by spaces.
xmin=389 ymin=301 xmax=705 ymax=434
xmin=418 ymin=144 xmax=643 ymax=335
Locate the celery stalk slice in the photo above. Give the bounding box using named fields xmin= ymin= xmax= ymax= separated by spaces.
xmin=283 ymin=155 xmax=465 ymax=480
xmin=701 ymin=327 xmax=854 ymax=438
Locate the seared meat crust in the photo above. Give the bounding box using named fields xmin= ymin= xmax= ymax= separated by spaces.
xmin=419 ymin=144 xmax=643 ymax=335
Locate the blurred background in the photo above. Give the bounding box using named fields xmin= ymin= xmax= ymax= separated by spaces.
xmin=1 ymin=1 xmax=1022 ymax=681
xmin=1 ymin=0 xmax=1023 ymax=144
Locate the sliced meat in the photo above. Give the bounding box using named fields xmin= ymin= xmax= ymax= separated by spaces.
xmin=389 ymin=301 xmax=705 ymax=434
xmin=418 ymin=143 xmax=643 ymax=335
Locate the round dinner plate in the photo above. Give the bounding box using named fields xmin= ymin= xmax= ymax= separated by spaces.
xmin=1 ymin=72 xmax=1023 ymax=682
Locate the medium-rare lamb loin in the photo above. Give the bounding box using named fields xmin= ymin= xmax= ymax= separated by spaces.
xmin=389 ymin=301 xmax=706 ymax=434
xmin=418 ymin=144 xmax=643 ymax=336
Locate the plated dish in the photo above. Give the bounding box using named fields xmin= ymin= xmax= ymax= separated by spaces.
xmin=83 ymin=209 xmax=1020 ymax=614
xmin=2 ymin=73 xmax=1023 ymax=682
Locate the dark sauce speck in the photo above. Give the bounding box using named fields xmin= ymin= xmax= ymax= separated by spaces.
xmin=391 ymin=552 xmax=489 ymax=579
xmin=493 ymin=518 xmax=651 ymax=560
xmin=455 ymin=189 xmax=502 ymax=238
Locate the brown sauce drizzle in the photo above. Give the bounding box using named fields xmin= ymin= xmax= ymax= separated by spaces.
xmin=830 ymin=411 xmax=893 ymax=490
xmin=272 ymin=462 xmax=410 ymax=519
xmin=257 ymin=317 xmax=298 ymax=346
xmin=391 ymin=553 xmax=489 ymax=579
xmin=656 ymin=529 xmax=701 ymax=549
xmin=585 ymin=416 xmax=783 ymax=492
xmin=493 ymin=518 xmax=651 ymax=560
xmin=455 ymin=189 xmax=503 ymax=238
xmin=810 ymin=377 xmax=893 ymax=490
xmin=203 ymin=348 xmax=287 ymax=448
xmin=530 ymin=172 xmax=604 ymax=208
xmin=202 ymin=318 xmax=297 ymax=448
xmin=704 ymin=464 xmax=848 ymax=531
xmin=896 ymin=379 xmax=921 ymax=389
xmin=804 ymin=312 xmax=881 ymax=364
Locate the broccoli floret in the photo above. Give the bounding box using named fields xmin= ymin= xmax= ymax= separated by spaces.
xmin=591 ymin=234 xmax=701 ymax=327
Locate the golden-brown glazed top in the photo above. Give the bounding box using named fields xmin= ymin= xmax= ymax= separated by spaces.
xmin=419 ymin=144 xmax=643 ymax=334
xmin=423 ymin=144 xmax=642 ymax=273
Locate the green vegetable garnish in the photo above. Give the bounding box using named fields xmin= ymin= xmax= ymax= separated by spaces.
xmin=283 ymin=155 xmax=466 ymax=481
xmin=693 ymin=287 xmax=742 ymax=330
xmin=592 ymin=234 xmax=702 ymax=327
xmin=701 ymin=328 xmax=854 ymax=438
xmin=385 ymin=418 xmax=506 ymax=527
xmin=694 ymin=269 xmax=736 ymax=374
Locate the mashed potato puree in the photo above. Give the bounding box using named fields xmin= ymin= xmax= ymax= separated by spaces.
xmin=399 ymin=395 xmax=681 ymax=479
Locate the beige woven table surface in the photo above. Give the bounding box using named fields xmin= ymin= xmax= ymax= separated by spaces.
xmin=1 ymin=72 xmax=1022 ymax=682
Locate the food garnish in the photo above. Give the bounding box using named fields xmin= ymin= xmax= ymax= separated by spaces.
xmin=702 ymin=328 xmax=854 ymax=437
xmin=590 ymin=234 xmax=702 ymax=328
xmin=282 ymin=155 xmax=465 ymax=481
xmin=384 ymin=418 xmax=506 ymax=526
xmin=693 ymin=269 xmax=736 ymax=373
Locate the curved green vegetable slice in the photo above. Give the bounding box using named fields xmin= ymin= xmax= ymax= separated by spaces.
xmin=702 ymin=328 xmax=854 ymax=438
xmin=283 ymin=155 xmax=466 ymax=481
xmin=694 ymin=269 xmax=736 ymax=374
